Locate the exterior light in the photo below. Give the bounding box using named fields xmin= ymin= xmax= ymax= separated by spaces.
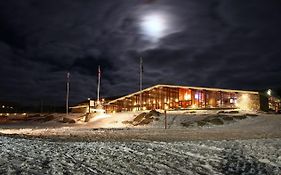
xmin=267 ymin=89 xmax=272 ymax=96
xmin=2 ymin=105 xmax=4 ymax=108
xmin=236 ymin=94 xmax=251 ymax=110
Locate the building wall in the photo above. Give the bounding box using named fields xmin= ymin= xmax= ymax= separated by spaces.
xmin=105 ymin=86 xmax=260 ymax=113
xmin=268 ymin=96 xmax=281 ymax=112
xmin=236 ymin=93 xmax=260 ymax=111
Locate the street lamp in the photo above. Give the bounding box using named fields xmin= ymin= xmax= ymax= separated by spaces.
xmin=267 ymin=89 xmax=272 ymax=96
xmin=88 ymin=98 xmax=91 ymax=114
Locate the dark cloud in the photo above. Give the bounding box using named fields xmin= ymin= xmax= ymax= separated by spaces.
xmin=0 ymin=0 xmax=281 ymax=105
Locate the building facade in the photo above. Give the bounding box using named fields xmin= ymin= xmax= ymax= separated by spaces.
xmin=104 ymin=84 xmax=261 ymax=113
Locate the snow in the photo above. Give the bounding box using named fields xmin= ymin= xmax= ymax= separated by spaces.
xmin=1 ymin=112 xmax=281 ymax=141
xmin=1 ymin=111 xmax=281 ymax=174
xmin=0 ymin=136 xmax=280 ymax=174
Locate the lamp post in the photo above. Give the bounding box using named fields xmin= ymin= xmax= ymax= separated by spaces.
xmin=66 ymin=72 xmax=70 ymax=116
xmin=164 ymin=110 xmax=167 ymax=129
xmin=267 ymin=89 xmax=272 ymax=96
xmin=88 ymin=98 xmax=91 ymax=114
xmin=139 ymin=57 xmax=143 ymax=111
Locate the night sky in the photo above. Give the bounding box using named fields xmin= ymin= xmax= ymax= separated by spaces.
xmin=0 ymin=0 xmax=281 ymax=106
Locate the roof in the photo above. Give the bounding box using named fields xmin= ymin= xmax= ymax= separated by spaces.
xmin=70 ymin=95 xmax=124 ymax=108
xmin=107 ymin=84 xmax=259 ymax=104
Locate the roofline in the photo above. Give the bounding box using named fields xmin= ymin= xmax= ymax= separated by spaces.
xmin=107 ymin=85 xmax=159 ymax=104
xmin=69 ymin=105 xmax=88 ymax=109
xmin=107 ymin=84 xmax=259 ymax=104
xmin=158 ymin=84 xmax=258 ymax=94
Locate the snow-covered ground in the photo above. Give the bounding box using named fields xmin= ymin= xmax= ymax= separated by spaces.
xmin=1 ymin=111 xmax=281 ymax=141
xmin=1 ymin=111 xmax=281 ymax=174
xmin=0 ymin=136 xmax=280 ymax=174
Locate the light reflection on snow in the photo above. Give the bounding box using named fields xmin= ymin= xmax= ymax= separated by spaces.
xmin=90 ymin=113 xmax=110 ymax=121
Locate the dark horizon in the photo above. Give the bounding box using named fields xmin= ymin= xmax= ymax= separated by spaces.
xmin=0 ymin=0 xmax=281 ymax=106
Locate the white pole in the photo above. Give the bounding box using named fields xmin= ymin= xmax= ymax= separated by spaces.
xmin=140 ymin=57 xmax=143 ymax=110
xmin=97 ymin=65 xmax=101 ymax=104
xmin=66 ymin=72 xmax=70 ymax=115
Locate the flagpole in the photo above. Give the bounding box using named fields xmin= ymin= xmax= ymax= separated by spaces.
xmin=97 ymin=65 xmax=101 ymax=104
xmin=66 ymin=72 xmax=70 ymax=115
xmin=140 ymin=57 xmax=143 ymax=110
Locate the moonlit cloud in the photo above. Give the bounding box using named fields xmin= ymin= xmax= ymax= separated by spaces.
xmin=0 ymin=0 xmax=280 ymax=105
xmin=138 ymin=10 xmax=179 ymax=42
xmin=140 ymin=13 xmax=168 ymax=40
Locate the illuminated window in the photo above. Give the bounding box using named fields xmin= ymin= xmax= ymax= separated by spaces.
xmin=184 ymin=93 xmax=191 ymax=101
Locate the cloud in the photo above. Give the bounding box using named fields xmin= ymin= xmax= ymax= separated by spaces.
xmin=0 ymin=0 xmax=280 ymax=105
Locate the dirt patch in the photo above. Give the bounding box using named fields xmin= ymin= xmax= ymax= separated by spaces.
xmin=209 ymin=118 xmax=224 ymax=125
xmin=123 ymin=110 xmax=161 ymax=126
xmin=122 ymin=121 xmax=133 ymax=125
xmin=133 ymin=113 xmax=147 ymax=123
xmin=61 ymin=117 xmax=76 ymax=124
xmin=218 ymin=110 xmax=239 ymax=114
xmin=148 ymin=110 xmax=161 ymax=116
xmin=197 ymin=121 xmax=207 ymax=127
xmin=138 ymin=118 xmax=154 ymax=125
xmin=234 ymin=115 xmax=247 ymax=120
xmin=181 ymin=114 xmax=251 ymax=128
xmin=184 ymin=111 xmax=196 ymax=114
xmin=221 ymin=116 xmax=234 ymax=121
xmin=246 ymin=113 xmax=259 ymax=117
xmin=181 ymin=122 xmax=191 ymax=127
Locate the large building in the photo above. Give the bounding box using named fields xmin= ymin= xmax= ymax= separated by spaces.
xmin=71 ymin=84 xmax=280 ymax=113
xmin=104 ymin=84 xmax=264 ymax=113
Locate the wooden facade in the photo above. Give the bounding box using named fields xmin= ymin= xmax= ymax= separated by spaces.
xmin=104 ymin=85 xmax=260 ymax=113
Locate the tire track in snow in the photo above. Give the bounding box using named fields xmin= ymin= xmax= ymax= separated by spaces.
xmin=0 ymin=137 xmax=281 ymax=174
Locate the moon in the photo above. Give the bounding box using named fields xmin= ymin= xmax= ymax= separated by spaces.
xmin=140 ymin=13 xmax=168 ymax=40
